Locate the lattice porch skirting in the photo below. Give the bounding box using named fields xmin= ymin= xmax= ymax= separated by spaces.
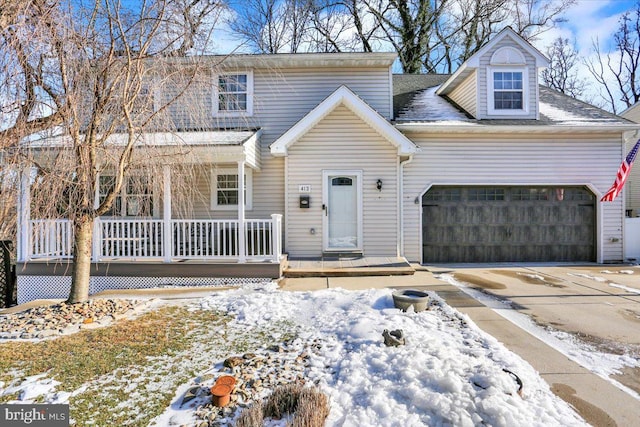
xmin=17 ymin=276 xmax=270 ymax=304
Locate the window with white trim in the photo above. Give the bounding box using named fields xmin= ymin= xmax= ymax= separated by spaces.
xmin=213 ymin=71 xmax=253 ymax=116
xmin=98 ymin=175 xmax=155 ymax=217
xmin=493 ymin=71 xmax=523 ymax=109
xmin=488 ymin=67 xmax=529 ymax=115
xmin=210 ymin=168 xmax=253 ymax=210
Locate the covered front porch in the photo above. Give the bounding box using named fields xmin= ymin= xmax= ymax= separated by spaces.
xmin=24 ymin=216 xmax=283 ymax=263
xmin=16 ymin=129 xmax=285 ymax=303
xmin=17 ymin=129 xmax=283 ymax=265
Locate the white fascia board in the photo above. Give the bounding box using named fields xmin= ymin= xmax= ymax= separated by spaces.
xmin=436 ymin=64 xmax=470 ymax=96
xmin=394 ymin=123 xmax=640 ymax=134
xmin=270 ymin=85 xmax=416 ymax=157
xmin=437 ymin=27 xmax=549 ymax=96
xmin=466 ymin=28 xmax=549 ymax=68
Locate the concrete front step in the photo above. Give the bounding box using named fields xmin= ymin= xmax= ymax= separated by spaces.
xmin=283 ymin=256 xmax=415 ymax=278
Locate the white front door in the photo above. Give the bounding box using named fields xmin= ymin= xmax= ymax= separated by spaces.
xmin=323 ymin=170 xmax=362 ymax=252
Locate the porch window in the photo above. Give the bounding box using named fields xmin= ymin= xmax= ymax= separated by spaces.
xmin=213 ymin=71 xmax=254 ymax=116
xmin=98 ymin=175 xmax=154 ymax=217
xmin=211 ymin=168 xmax=253 ymax=210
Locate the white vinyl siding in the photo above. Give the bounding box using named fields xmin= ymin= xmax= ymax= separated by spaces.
xmin=448 ymin=72 xmax=477 ymax=117
xmin=286 ymin=105 xmax=398 ymax=257
xmin=161 ymin=66 xmax=392 ymax=222
xmin=401 ymin=133 xmax=625 ymax=263
xmin=477 ymin=36 xmax=538 ymax=119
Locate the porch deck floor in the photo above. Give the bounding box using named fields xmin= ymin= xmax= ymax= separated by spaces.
xmin=284 ymin=256 xmax=414 ymax=278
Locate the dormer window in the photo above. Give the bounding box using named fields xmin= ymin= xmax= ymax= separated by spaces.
xmin=213 ymin=71 xmax=254 ymax=117
xmin=487 ymin=47 xmax=528 ymax=116
xmin=493 ymin=71 xmax=523 ymax=109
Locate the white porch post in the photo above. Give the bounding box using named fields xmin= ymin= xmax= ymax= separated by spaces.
xmin=238 ymin=161 xmax=246 ymax=262
xmin=271 ymin=214 xmax=282 ymax=262
xmin=17 ymin=167 xmax=31 ymax=262
xmin=163 ymin=165 xmax=172 ymax=262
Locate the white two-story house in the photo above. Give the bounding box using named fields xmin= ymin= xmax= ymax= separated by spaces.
xmin=16 ymin=28 xmax=638 ymax=303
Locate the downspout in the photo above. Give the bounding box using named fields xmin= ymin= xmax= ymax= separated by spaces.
xmin=398 ymin=155 xmax=413 ymax=259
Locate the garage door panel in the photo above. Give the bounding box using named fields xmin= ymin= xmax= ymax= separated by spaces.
xmin=422 ymin=186 xmax=596 ymax=263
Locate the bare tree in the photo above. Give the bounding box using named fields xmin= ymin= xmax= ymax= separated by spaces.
xmin=288 ymin=0 xmax=314 ymax=52
xmin=2 ymin=0 xmax=226 ymax=303
xmin=0 ymin=1 xmax=65 ymax=146
xmin=229 ymin=0 xmax=287 ymax=53
xmin=229 ymin=0 xmax=313 ymax=53
xmin=308 ymin=0 xmax=575 ymax=73
xmin=586 ymin=2 xmax=640 ymax=114
xmin=362 ymin=0 xmax=450 ymax=74
xmin=439 ymin=0 xmax=510 ymax=70
xmin=308 ymin=0 xmax=361 ymax=52
xmin=509 ymin=0 xmax=573 ymax=40
xmin=0 ymin=1 xmax=66 ymax=244
xmin=541 ymin=37 xmax=586 ymax=98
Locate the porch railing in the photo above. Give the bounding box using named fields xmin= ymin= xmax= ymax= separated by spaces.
xmin=173 ymin=220 xmax=239 ymax=259
xmin=99 ymin=219 xmax=164 ymax=258
xmin=27 ymin=215 xmax=283 ymax=262
xmin=30 ymin=219 xmax=74 ymax=259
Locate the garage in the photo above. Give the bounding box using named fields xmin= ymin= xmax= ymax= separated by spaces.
xmin=422 ymin=186 xmax=596 ymax=263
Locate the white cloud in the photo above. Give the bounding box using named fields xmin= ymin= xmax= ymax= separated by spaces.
xmin=530 ymin=0 xmax=638 ymax=111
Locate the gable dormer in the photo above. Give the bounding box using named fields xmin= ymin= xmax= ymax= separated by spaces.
xmin=437 ymin=27 xmax=549 ymax=120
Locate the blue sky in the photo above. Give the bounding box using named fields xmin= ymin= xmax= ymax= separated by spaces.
xmin=542 ymin=0 xmax=637 ymax=51
xmin=212 ymin=0 xmax=640 ymax=52
xmin=529 ymin=0 xmax=639 ymax=109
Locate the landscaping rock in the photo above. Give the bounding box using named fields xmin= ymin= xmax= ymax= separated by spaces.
xmin=223 ymin=357 xmax=244 ymax=369
xmin=0 ymin=299 xmax=143 ymax=340
xmin=194 ymin=337 xmax=314 ymax=427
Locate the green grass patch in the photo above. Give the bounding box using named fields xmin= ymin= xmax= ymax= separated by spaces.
xmin=0 ymin=306 xmax=214 ymax=389
xmin=0 ymin=304 xmax=300 ymax=426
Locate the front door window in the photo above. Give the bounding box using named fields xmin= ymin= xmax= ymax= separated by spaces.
xmin=323 ymin=171 xmax=362 ymax=251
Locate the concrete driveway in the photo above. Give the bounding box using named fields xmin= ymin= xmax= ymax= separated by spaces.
xmin=432 ymin=265 xmax=640 ymax=403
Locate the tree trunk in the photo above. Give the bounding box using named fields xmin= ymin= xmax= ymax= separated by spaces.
xmin=68 ymin=216 xmax=93 ymax=303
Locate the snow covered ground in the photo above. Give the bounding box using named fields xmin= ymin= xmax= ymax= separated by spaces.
xmin=156 ymin=284 xmax=586 ymax=426
xmin=2 ymin=283 xmax=591 ymax=426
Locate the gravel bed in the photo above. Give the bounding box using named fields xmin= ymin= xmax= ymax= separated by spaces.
xmin=0 ymin=299 xmax=144 ymax=339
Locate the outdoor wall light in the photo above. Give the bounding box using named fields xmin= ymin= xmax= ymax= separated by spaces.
xmin=376 ymin=179 xmax=383 ymax=191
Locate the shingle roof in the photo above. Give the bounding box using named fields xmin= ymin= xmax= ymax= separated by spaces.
xmin=392 ymin=74 xmax=450 ymax=120
xmin=392 ymin=74 xmax=634 ymax=127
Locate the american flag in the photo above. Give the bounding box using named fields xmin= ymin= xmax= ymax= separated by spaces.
xmin=601 ymin=139 xmax=640 ymax=202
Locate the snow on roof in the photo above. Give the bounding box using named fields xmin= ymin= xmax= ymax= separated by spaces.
xmin=537 ymin=87 xmax=628 ymax=126
xmin=538 ymin=102 xmax=596 ymax=125
xmin=394 ymin=83 xmax=632 ymax=128
xmin=395 ymin=86 xmax=471 ymax=122
xmin=22 ymin=129 xmax=260 ymax=148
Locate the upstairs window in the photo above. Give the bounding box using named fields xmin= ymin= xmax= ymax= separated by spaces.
xmin=213 ymin=71 xmax=253 ymax=116
xmin=487 ymin=47 xmax=528 ymax=116
xmin=487 ymin=67 xmax=529 ymax=115
xmin=493 ymin=71 xmax=523 ymax=110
